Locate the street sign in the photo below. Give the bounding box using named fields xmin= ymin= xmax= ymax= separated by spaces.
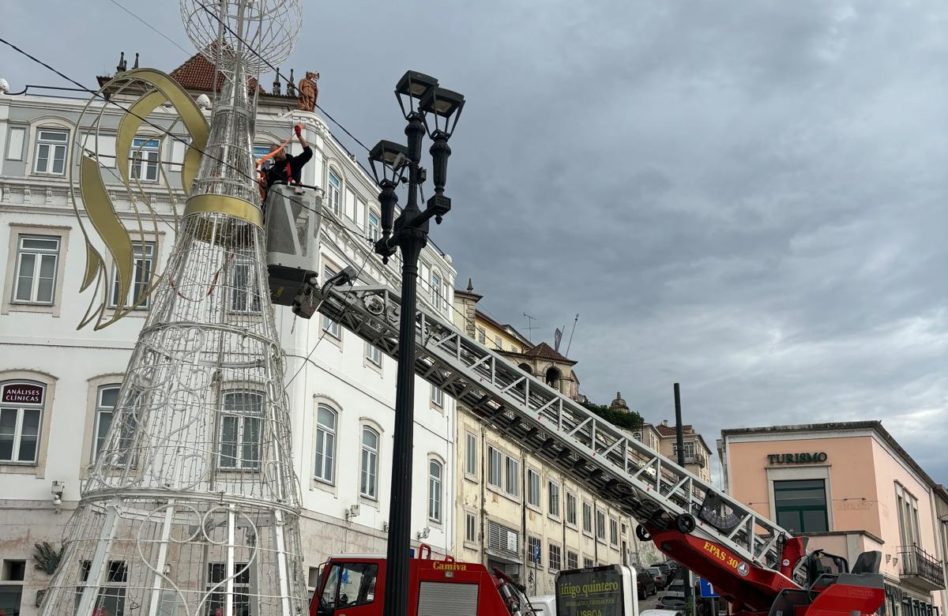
xmin=698 ymin=578 xmax=719 ymax=598
xmin=532 ymin=544 xmax=541 ymax=564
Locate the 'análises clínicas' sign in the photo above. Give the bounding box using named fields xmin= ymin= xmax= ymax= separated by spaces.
xmin=2 ymin=383 xmax=44 ymax=405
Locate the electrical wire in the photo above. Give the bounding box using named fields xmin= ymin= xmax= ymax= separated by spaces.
xmin=104 ymin=0 xmax=192 ymax=55
xmin=198 ymin=5 xmax=372 ymax=154
xmin=1 ymin=37 xmax=435 ymax=356
xmin=283 ymin=250 xmax=372 ymax=389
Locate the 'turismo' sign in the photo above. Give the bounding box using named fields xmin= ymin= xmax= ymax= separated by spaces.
xmin=768 ymin=452 xmax=828 ymax=465
xmin=1 ymin=383 xmax=44 ymax=405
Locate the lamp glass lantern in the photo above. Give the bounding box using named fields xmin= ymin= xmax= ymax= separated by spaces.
xmin=395 ymin=70 xmax=439 ymax=119
xmin=420 ymin=87 xmax=465 ymax=139
xmin=368 ymin=139 xmax=410 ymax=185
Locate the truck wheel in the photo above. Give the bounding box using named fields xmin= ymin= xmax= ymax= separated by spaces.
xmin=676 ymin=513 xmax=696 ymax=534
xmin=635 ymin=524 xmax=651 ymax=541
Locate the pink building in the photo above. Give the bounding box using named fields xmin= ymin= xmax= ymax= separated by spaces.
xmin=719 ymin=421 xmax=947 ymax=616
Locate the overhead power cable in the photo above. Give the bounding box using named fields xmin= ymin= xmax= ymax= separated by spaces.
xmin=105 ymin=0 xmax=191 ymax=55
xmin=198 ymin=5 xmax=372 ymax=154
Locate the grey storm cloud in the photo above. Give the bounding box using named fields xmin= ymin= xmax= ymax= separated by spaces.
xmin=3 ymin=0 xmax=946 ymax=483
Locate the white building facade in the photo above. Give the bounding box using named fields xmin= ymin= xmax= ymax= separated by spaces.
xmin=0 ymin=56 xmax=457 ymax=615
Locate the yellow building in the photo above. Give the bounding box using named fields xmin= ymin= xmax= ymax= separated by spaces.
xmin=451 ymin=283 xmax=660 ymax=595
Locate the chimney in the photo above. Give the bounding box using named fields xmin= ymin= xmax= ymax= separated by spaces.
xmin=132 ymin=52 xmax=139 ymax=70
xmin=116 ymin=51 xmax=127 ymax=73
xmin=661 ymin=419 xmax=669 ymax=427
xmin=286 ymin=68 xmax=296 ymax=96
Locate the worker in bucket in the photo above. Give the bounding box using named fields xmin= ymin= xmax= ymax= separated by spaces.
xmin=266 ymin=123 xmax=313 ymax=188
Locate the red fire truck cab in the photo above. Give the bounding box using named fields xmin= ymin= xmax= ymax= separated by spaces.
xmin=309 ymin=545 xmax=530 ymax=616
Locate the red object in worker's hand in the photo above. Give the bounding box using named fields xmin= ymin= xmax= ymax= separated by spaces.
xmin=294 ymin=123 xmax=303 ymax=137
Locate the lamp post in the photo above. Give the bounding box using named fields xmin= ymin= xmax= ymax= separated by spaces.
xmin=368 ymin=70 xmax=464 ymax=616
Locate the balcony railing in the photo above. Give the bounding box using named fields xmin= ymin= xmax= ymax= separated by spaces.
xmin=899 ymin=545 xmax=946 ymax=591
xmin=682 ymin=453 xmax=707 ymax=468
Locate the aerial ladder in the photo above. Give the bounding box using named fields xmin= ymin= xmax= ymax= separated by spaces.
xmin=265 ymin=188 xmax=885 ymax=616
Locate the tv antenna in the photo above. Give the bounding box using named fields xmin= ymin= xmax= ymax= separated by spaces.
xmin=523 ymin=312 xmax=537 ymax=342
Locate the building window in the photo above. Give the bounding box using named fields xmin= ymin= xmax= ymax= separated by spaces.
xmin=596 ymin=510 xmax=606 ymax=541
xmin=314 ymin=404 xmax=337 ymax=484
xmin=487 ymin=446 xmax=519 ymax=498
xmin=896 ymin=484 xmax=921 ymax=547
xmin=0 ymin=559 xmax=25 ymax=616
xmin=205 ymin=563 xmax=249 ymax=616
xmin=93 ymin=384 xmax=120 ymax=462
xmin=527 ymin=536 xmax=542 ymax=566
xmin=583 ymin=557 xmax=594 ymax=568
xmin=773 ymin=479 xmax=828 ymax=533
xmin=567 ymin=551 xmax=579 ymax=570
xmin=428 ymin=459 xmax=443 ymax=523
xmin=368 ymin=211 xmax=381 ymax=242
xmin=527 ymin=469 xmax=541 ymax=508
xmin=129 ymin=137 xmax=160 ymax=182
xmin=328 ymin=170 xmax=341 ymax=216
xmin=430 ymin=271 xmax=448 ymax=312
xmin=345 ymin=189 xmax=358 ymax=221
xmin=505 ymin=455 xmax=520 ymax=499
xmin=360 ymin=427 xmax=379 ymax=499
xmin=253 ymin=144 xmax=273 ymax=160
xmin=13 ymin=235 xmax=60 ymax=305
xmin=582 ymin=501 xmax=593 ymax=535
xmin=464 ymin=432 xmax=477 ymax=477
xmin=0 ymin=381 xmax=45 ymax=464
xmin=230 ymin=257 xmax=261 ymax=314
xmin=488 ymin=446 xmax=503 ymax=488
xmin=673 ymin=440 xmax=697 ymax=459
xmin=33 ymin=128 xmax=68 ymax=175
xmin=548 ymin=481 xmax=561 ymax=518
xmin=110 ymin=242 xmax=156 ymax=309
xmin=365 ymin=342 xmax=382 ymax=367
xmin=78 ymin=560 xmax=128 ymax=615
xmin=430 ymin=384 xmax=444 ymax=408
xmin=548 ymin=544 xmax=562 ymax=572
xmin=566 ymin=493 xmax=577 ymax=526
xmin=609 ymin=517 xmax=619 ymax=546
xmin=465 ymin=512 xmax=477 ymax=543
xmin=477 ymin=328 xmax=486 ymax=344
xmin=495 ymin=336 xmax=503 ymax=351
xmin=218 ymin=391 xmax=262 ymax=470
xmin=321 ymin=265 xmax=342 ymax=338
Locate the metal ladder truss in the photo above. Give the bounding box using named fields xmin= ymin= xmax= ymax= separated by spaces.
xmin=308 ymin=283 xmax=792 ymax=571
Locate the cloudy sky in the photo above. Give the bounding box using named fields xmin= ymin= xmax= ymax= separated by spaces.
xmin=3 ymin=1 xmax=946 ymax=484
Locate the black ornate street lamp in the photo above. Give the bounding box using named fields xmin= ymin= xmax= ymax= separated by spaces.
xmin=369 ymin=70 xmax=464 ymax=616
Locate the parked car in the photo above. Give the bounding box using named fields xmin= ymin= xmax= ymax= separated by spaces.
xmin=527 ymin=594 xmax=555 ymax=616
xmin=648 ymin=566 xmax=667 ymax=589
xmin=657 ymin=577 xmax=686 ymax=609
xmin=634 ymin=565 xmax=657 ymax=599
xmin=654 ymin=562 xmax=673 ymax=579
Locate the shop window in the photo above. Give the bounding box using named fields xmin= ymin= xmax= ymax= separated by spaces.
xmin=774 ymin=479 xmax=828 ymax=533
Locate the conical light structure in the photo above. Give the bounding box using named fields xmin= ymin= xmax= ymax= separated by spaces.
xmin=42 ymin=2 xmax=307 ymax=615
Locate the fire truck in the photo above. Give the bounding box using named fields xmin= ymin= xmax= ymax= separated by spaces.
xmin=267 ymin=190 xmax=885 ymax=616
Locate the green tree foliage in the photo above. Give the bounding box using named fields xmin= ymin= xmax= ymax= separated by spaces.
xmin=580 ymin=400 xmax=643 ymax=431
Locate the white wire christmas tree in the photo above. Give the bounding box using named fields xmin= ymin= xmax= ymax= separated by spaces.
xmin=42 ymin=1 xmax=307 ymax=614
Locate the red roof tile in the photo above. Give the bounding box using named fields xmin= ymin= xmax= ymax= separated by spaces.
xmin=522 ymin=342 xmax=575 ymax=364
xmin=169 ymin=49 xmax=263 ymax=94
